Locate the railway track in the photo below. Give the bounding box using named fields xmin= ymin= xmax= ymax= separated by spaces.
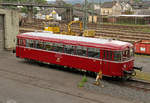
xmin=104 ymin=78 xmax=150 ymax=92
xmin=60 ymin=24 xmax=150 ymax=42
xmin=125 ymin=79 xmax=150 ymax=92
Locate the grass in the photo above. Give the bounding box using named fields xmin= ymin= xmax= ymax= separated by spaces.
xmin=135 ymin=70 xmax=150 ymax=83
xmin=78 ymin=75 xmax=88 ymax=88
xmin=81 ymin=75 xmax=88 ymax=82
xmin=78 ymin=82 xmax=84 ymax=87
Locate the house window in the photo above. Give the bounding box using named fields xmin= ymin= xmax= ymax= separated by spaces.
xmin=103 ymin=10 xmax=105 ymax=15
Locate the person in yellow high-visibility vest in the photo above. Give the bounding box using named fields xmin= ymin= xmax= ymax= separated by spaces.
xmin=94 ymin=70 xmax=104 ymax=87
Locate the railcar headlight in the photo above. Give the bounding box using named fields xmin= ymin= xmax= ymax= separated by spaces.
xmin=123 ymin=64 xmax=126 ymax=68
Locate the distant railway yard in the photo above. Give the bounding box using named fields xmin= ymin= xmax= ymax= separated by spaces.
xmin=20 ymin=22 xmax=150 ymax=43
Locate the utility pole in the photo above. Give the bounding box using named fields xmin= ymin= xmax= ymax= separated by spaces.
xmin=92 ymin=0 xmax=94 ymax=23
xmin=83 ymin=0 xmax=88 ymax=30
xmin=98 ymin=0 xmax=101 ymax=28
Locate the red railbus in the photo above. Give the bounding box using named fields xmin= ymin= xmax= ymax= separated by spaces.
xmin=16 ymin=32 xmax=141 ymax=78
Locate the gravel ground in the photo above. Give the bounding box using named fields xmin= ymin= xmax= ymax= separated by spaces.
xmin=0 ymin=51 xmax=134 ymax=103
xmin=135 ymin=55 xmax=150 ymax=73
xmin=0 ymin=51 xmax=150 ymax=103
xmin=84 ymin=55 xmax=150 ymax=103
xmin=84 ymin=78 xmax=150 ymax=103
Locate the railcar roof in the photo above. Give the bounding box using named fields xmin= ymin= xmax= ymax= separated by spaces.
xmin=19 ymin=31 xmax=133 ymax=50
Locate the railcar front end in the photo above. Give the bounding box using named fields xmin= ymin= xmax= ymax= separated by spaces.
xmin=104 ymin=47 xmax=142 ymax=79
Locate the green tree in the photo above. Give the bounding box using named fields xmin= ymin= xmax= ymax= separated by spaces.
xmin=21 ymin=7 xmax=28 ymax=13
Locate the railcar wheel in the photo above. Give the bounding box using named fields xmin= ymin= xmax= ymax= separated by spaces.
xmin=24 ymin=58 xmax=32 ymax=62
xmin=122 ymin=75 xmax=132 ymax=81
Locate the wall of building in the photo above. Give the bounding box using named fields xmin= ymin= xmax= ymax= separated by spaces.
xmin=112 ymin=3 xmax=122 ymax=15
xmin=0 ymin=9 xmax=19 ymax=50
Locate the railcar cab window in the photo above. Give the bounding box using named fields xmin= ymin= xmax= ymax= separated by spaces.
xmin=122 ymin=48 xmax=134 ymax=61
xmin=52 ymin=43 xmax=63 ymax=52
xmin=76 ymin=46 xmax=87 ymax=56
xmin=130 ymin=48 xmax=134 ymax=57
xmin=103 ymin=50 xmax=113 ymax=60
xmin=87 ymin=47 xmax=100 ymax=59
xmin=64 ymin=45 xmax=75 ymax=55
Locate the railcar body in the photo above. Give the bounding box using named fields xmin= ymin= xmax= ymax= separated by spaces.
xmin=16 ymin=31 xmax=136 ymax=78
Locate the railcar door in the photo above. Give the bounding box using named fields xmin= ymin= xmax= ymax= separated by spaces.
xmin=86 ymin=47 xmax=101 ymax=72
xmin=17 ymin=38 xmax=24 ymax=57
xmin=102 ymin=50 xmax=113 ymax=76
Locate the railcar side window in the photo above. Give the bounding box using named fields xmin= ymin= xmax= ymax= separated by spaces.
xmin=17 ymin=39 xmax=19 ymax=45
xmin=44 ymin=42 xmax=53 ymax=51
xmin=19 ymin=39 xmax=24 ymax=46
xmin=114 ymin=51 xmax=121 ymax=61
xmin=30 ymin=40 xmax=34 ymax=48
xmin=23 ymin=39 xmax=26 ymax=46
xmin=36 ymin=41 xmax=43 ymax=49
xmin=76 ymin=46 xmax=87 ymax=56
xmin=34 ymin=40 xmax=38 ymax=48
xmin=26 ymin=39 xmax=30 ymax=47
xmin=103 ymin=50 xmax=113 ymax=60
xmin=87 ymin=47 xmax=100 ymax=59
xmin=26 ymin=39 xmax=34 ymax=48
xmin=103 ymin=51 xmax=106 ymax=59
xmin=52 ymin=43 xmax=63 ymax=52
xmin=64 ymin=45 xmax=75 ymax=54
